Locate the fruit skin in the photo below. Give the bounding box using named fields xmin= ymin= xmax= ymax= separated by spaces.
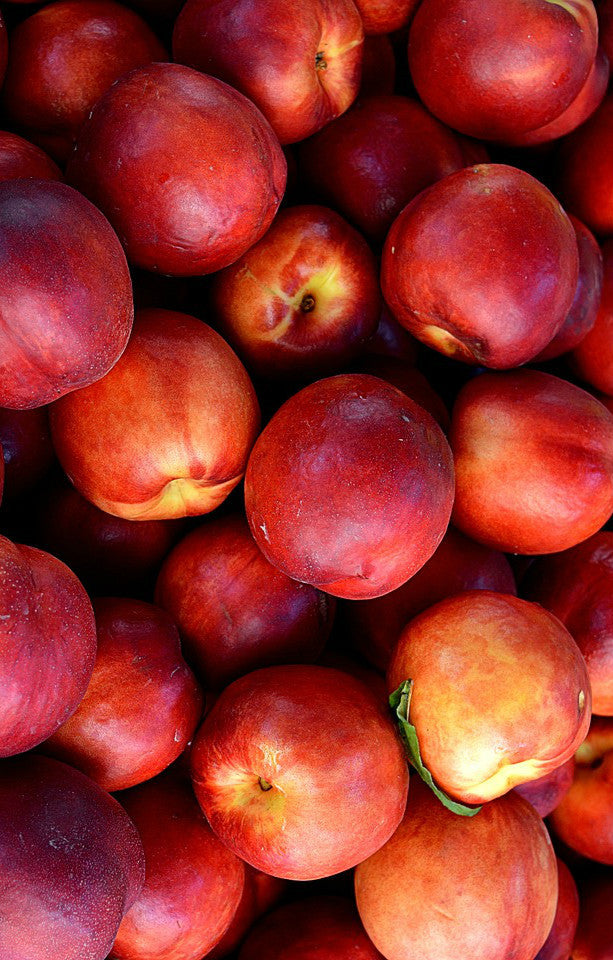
xmin=44 ymin=597 xmax=203 ymax=792
xmin=190 ymin=664 xmax=409 ymax=881
xmin=36 ymin=481 xmax=180 ymax=595
xmin=514 ymin=757 xmax=575 ymax=818
xmin=0 ymin=179 xmax=133 ymax=410
xmin=0 ymin=534 xmax=97 ymax=757
xmin=238 ymin=896 xmax=384 ymax=959
xmin=572 ymin=874 xmax=613 ymax=960
xmin=342 ymin=525 xmax=515 ymax=672
xmin=359 ymin=34 xmax=395 ymax=96
xmin=557 ymin=96 xmax=613 ymax=236
xmin=155 ymin=514 xmax=335 ymax=691
xmin=408 ymin=0 xmax=598 ymax=142
xmin=355 ymin=778 xmax=558 ymax=960
xmin=573 ymin=239 xmax=613 ymax=395
xmin=534 ymin=859 xmax=579 ymax=960
xmin=0 ymin=131 xmax=61 ymax=182
xmin=549 ymin=716 xmax=613 ymax=864
xmin=210 ymin=204 xmax=380 ymax=379
xmin=67 ymin=63 xmax=286 ymax=276
xmin=111 ymin=771 xmax=245 ymax=960
xmin=381 ymin=164 xmax=579 ymax=369
xmin=172 ymin=0 xmax=363 ymax=145
xmin=535 ymin=215 xmax=603 ymax=362
xmin=1 ymin=0 xmax=166 ymax=163
xmin=387 ymin=591 xmax=591 ymax=805
xmin=450 ymin=370 xmax=613 ymax=555
xmin=298 ymin=95 xmax=468 ymax=244
xmin=0 ymin=754 xmax=145 ymax=960
xmin=50 ymin=309 xmax=260 ymax=521
xmin=207 ymin=865 xmax=286 ymax=960
xmin=523 ymin=532 xmax=613 ymax=716
xmin=0 ymin=405 xmax=54 ymax=501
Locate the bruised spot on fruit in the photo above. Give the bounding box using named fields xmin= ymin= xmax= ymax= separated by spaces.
xmin=300 ymin=294 xmax=316 ymax=313
xmin=259 ymin=777 xmax=273 ymax=791
xmin=315 ymin=51 xmax=327 ymax=71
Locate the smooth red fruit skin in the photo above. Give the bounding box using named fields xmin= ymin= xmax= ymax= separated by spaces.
xmin=0 ymin=406 xmax=54 ymax=500
xmin=155 ymin=514 xmax=335 ymax=690
xmin=534 ymin=859 xmax=579 ymax=960
xmin=190 ymin=665 xmax=409 ymax=880
xmin=573 ymin=239 xmax=613 ymax=394
xmin=44 ymin=598 xmax=203 ymax=792
xmin=509 ymin=45 xmax=609 ymax=147
xmin=0 ymin=754 xmax=145 ymax=960
xmin=111 ymin=771 xmax=245 ymax=960
xmin=0 ymin=535 xmax=96 ymax=757
xmin=207 ymin=866 xmax=286 ymax=960
xmin=365 ymin=304 xmax=419 ymax=363
xmin=298 ymin=96 xmax=468 ymax=244
xmin=0 ymin=179 xmax=133 ymax=410
xmin=355 ymin=779 xmax=558 ymax=960
xmin=514 ymin=758 xmax=575 ymax=818
xmin=238 ymin=897 xmax=384 ymax=960
xmin=523 ymin=532 xmax=613 ymax=716
xmin=536 ymin=216 xmax=603 ymax=362
xmin=354 ymin=0 xmax=418 ymax=33
xmin=211 ymin=205 xmax=380 ymax=379
xmin=245 ymin=374 xmax=454 ymax=600
xmin=549 ymin=716 xmax=613 ymax=864
xmin=172 ymin=0 xmax=363 ymax=145
xmin=1 ymin=0 xmax=166 ymax=164
xmin=557 ymin=95 xmax=613 ymax=236
xmin=388 ymin=591 xmax=591 ymax=804
xmin=352 ymin=357 xmax=450 ymax=430
xmin=572 ymin=875 xmax=613 ymax=960
xmin=67 ymin=63 xmax=286 ymax=276
xmin=450 ymin=370 xmax=613 ymax=555
xmin=382 ymin=164 xmax=579 ymax=369
xmin=408 ymin=0 xmax=598 ymax=142
xmin=0 ymin=131 xmax=61 ymax=182
xmin=36 ymin=482 xmax=179 ymax=595
xmin=342 ymin=526 xmax=515 ymax=672
xmin=49 ymin=309 xmax=261 ymax=521
xmin=360 ymin=35 xmax=395 ymax=96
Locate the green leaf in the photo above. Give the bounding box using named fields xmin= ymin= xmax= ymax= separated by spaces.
xmin=389 ymin=679 xmax=482 ymax=818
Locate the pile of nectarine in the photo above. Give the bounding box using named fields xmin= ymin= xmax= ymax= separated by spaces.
xmin=1 ymin=0 xmax=613 ymax=958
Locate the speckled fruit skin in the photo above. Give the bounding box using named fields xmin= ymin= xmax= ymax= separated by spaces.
xmin=172 ymin=0 xmax=363 ymax=145
xmin=50 ymin=309 xmax=260 ymax=521
xmin=508 ymin=45 xmax=609 ymax=147
xmin=381 ymin=164 xmax=579 ymax=369
xmin=190 ymin=665 xmax=409 ymax=880
xmin=450 ymin=370 xmax=613 ymax=555
xmin=387 ymin=591 xmax=591 ymax=804
xmin=111 ymin=771 xmax=245 ymax=960
xmin=573 ymin=239 xmax=613 ymax=394
xmin=0 ymin=179 xmax=133 ymax=410
xmin=44 ymin=598 xmax=203 ymax=792
xmin=298 ymin=95 xmax=468 ymax=244
xmin=408 ymin=0 xmax=598 ymax=141
xmin=0 ymin=131 xmax=61 ymax=183
xmin=244 ymin=374 xmax=454 ymax=600
xmin=342 ymin=525 xmax=515 ymax=672
xmin=238 ymin=897 xmax=384 ymax=960
xmin=355 ymin=778 xmax=558 ymax=960
xmin=572 ymin=874 xmax=613 ymax=960
xmin=514 ymin=757 xmax=575 ymax=817
xmin=1 ymin=0 xmax=166 ymax=164
xmin=155 ymin=514 xmax=335 ymax=690
xmin=0 ymin=405 xmax=54 ymax=501
xmin=557 ymin=96 xmax=613 ymax=236
xmin=534 ymin=859 xmax=579 ymax=960
xmin=523 ymin=532 xmax=613 ymax=716
xmin=36 ymin=482 xmax=179 ymax=595
xmin=210 ymin=204 xmax=380 ymax=379
xmin=535 ymin=215 xmax=603 ymax=361
xmin=549 ymin=716 xmax=613 ymax=864
xmin=0 ymin=534 xmax=96 ymax=757
xmin=67 ymin=63 xmax=286 ymax=276
xmin=0 ymin=754 xmax=145 ymax=960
